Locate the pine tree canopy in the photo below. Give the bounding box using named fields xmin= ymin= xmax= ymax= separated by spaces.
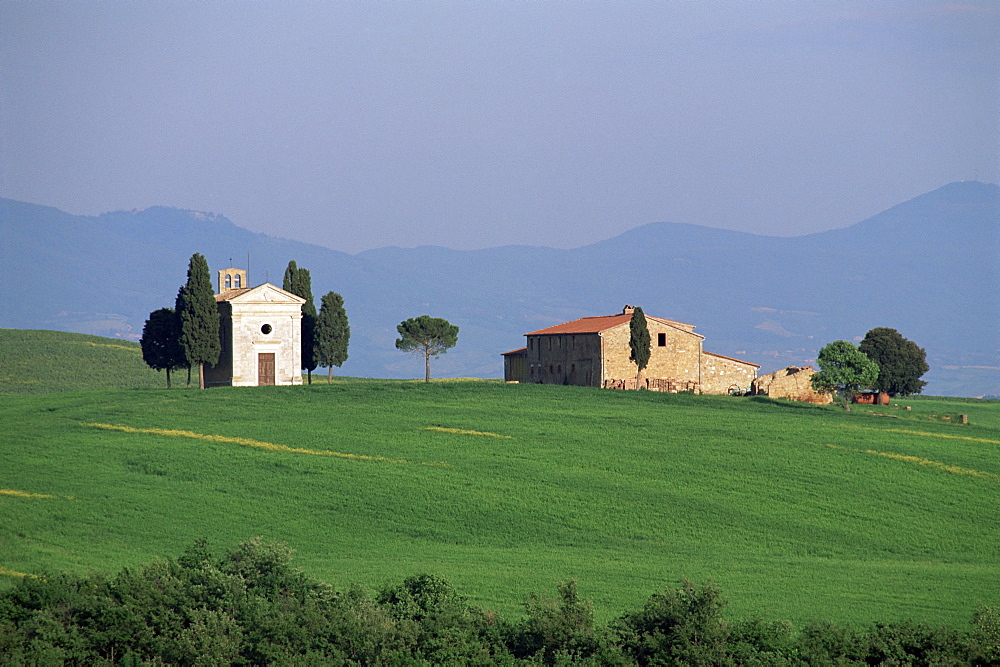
xmin=395 ymin=315 xmax=458 ymax=382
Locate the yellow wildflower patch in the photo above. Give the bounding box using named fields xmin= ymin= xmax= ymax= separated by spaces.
xmin=424 ymin=426 xmax=512 ymax=439
xmin=841 ymin=424 xmax=1000 ymax=445
xmin=0 ymin=566 xmax=37 ymax=579
xmin=75 ymin=341 xmax=139 ymax=353
xmin=0 ymin=488 xmax=56 ymax=499
xmin=84 ymin=422 xmax=449 ymax=467
xmin=823 ymin=443 xmax=999 ymax=482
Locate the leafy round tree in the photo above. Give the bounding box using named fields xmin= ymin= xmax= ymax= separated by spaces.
xmin=139 ymin=307 xmax=187 ymax=388
xmin=176 ymin=253 xmax=221 ymax=390
xmin=810 ymin=340 xmax=879 ymax=402
xmin=629 ymin=306 xmax=651 ymax=389
xmin=283 ymin=261 xmax=318 ymax=384
xmin=859 ymin=327 xmax=929 ymax=397
xmin=395 ymin=315 xmax=459 ymax=383
xmin=315 ymin=291 xmax=350 ymax=383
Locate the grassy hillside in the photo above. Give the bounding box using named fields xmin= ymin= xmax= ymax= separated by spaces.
xmin=2 ymin=376 xmax=997 ymax=628
xmin=0 ymin=328 xmax=165 ymax=393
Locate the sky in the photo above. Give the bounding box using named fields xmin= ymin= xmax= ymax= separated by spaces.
xmin=2 ymin=1 xmax=997 ymax=254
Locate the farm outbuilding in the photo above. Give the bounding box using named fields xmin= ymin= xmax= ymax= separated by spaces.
xmin=502 ymin=347 xmax=527 ymax=383
xmin=504 ymin=305 xmax=758 ymax=394
xmin=205 ymin=268 xmax=306 ymax=387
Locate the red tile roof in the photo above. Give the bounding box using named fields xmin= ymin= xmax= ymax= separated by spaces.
xmin=215 ymin=288 xmax=253 ymax=302
xmin=502 ymin=347 xmax=528 ymax=356
xmin=525 ymin=313 xmax=696 ymax=336
xmin=525 ymin=314 xmax=631 ymax=336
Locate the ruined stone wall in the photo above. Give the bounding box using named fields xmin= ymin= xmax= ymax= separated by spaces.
xmin=601 ymin=321 xmax=702 ymax=387
xmin=699 ymin=353 xmax=757 ymax=395
xmin=751 ymin=366 xmax=832 ymax=404
xmin=526 ymin=333 xmax=601 ymax=386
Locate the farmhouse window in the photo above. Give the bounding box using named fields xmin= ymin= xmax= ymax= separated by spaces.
xmin=658 ymin=333 xmax=667 ymax=347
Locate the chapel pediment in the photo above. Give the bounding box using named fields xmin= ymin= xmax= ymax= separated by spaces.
xmin=218 ymin=283 xmax=305 ymax=305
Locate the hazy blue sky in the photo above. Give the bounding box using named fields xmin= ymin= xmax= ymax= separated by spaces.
xmin=2 ymin=1 xmax=997 ymax=253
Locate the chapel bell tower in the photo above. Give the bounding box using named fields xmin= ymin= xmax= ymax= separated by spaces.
xmin=218 ymin=268 xmax=247 ymax=294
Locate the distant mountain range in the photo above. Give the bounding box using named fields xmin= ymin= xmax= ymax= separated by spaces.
xmin=1 ymin=182 xmax=997 ymax=396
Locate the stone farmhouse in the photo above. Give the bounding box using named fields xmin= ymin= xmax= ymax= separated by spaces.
xmin=502 ymin=306 xmax=759 ymax=394
xmin=205 ymin=268 xmax=305 ymax=387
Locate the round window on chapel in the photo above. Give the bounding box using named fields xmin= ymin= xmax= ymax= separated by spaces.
xmin=261 ymin=324 xmax=273 ymax=335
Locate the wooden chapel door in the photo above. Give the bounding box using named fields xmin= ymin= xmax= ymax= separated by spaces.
xmin=258 ymin=353 xmax=275 ymax=386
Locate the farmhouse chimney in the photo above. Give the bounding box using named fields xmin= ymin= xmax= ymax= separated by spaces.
xmin=622 ymin=305 xmax=635 ymax=315
xmin=218 ymin=268 xmax=247 ymax=294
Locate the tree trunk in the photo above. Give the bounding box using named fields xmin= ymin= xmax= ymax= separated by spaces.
xmin=198 ymin=363 xmax=205 ymax=390
xmin=327 ymin=366 xmax=333 ymax=384
xmin=165 ymin=368 xmax=172 ymax=389
xmin=307 ymin=369 xmax=312 ymax=385
xmin=425 ymin=352 xmax=431 ymax=383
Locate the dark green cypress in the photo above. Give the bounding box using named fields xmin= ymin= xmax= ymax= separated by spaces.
xmin=629 ymin=306 xmax=651 ymax=389
xmin=177 ymin=253 xmax=221 ymax=389
xmin=283 ymin=261 xmax=318 ymax=383
xmin=315 ymin=291 xmax=350 ymax=383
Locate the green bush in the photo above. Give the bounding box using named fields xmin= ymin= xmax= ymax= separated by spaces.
xmin=0 ymin=542 xmax=995 ymax=664
xmin=613 ymin=579 xmax=731 ymax=665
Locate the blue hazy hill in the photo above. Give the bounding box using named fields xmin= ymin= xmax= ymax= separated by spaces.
xmin=1 ymin=181 xmax=996 ymax=396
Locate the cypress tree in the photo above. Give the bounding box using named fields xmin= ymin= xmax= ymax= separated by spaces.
xmin=177 ymin=253 xmax=221 ymax=390
xmin=283 ymin=261 xmax=318 ymax=383
xmin=629 ymin=306 xmax=651 ymax=389
xmin=282 ymin=261 xmax=299 ymax=295
xmin=315 ymin=291 xmax=350 ymax=383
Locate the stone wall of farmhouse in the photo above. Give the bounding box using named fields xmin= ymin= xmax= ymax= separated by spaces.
xmin=602 ymin=321 xmax=702 ymax=386
xmin=524 ymin=318 xmax=757 ymax=395
xmin=699 ymin=354 xmax=757 ymax=395
xmin=526 ymin=333 xmax=602 ymax=386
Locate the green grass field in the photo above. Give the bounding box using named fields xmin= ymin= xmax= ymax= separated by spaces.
xmin=1 ymin=330 xmax=997 ymax=629
xmin=0 ymin=329 xmax=164 ymax=393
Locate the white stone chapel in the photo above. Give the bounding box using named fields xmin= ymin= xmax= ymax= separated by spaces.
xmin=205 ymin=268 xmax=306 ymax=387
